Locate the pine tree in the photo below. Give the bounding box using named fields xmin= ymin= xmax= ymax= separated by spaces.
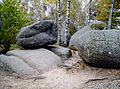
xmin=0 ymin=0 xmax=30 ymax=53
xmin=93 ymin=0 xmax=120 ymax=28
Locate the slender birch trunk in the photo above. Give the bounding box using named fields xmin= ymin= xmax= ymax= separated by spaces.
xmin=64 ymin=0 xmax=70 ymax=46
xmin=27 ymin=0 xmax=31 ymax=14
xmin=108 ymin=0 xmax=115 ymax=29
xmin=41 ymin=3 xmax=44 ymax=21
xmin=57 ymin=0 xmax=62 ymax=45
xmin=88 ymin=0 xmax=92 ymax=24
xmin=55 ymin=2 xmax=58 ymax=25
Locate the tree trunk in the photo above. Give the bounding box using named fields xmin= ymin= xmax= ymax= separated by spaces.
xmin=108 ymin=0 xmax=115 ymax=29
xmin=57 ymin=0 xmax=62 ymax=45
xmin=55 ymin=2 xmax=58 ymax=25
xmin=41 ymin=3 xmax=44 ymax=21
xmin=27 ymin=0 xmax=31 ymax=14
xmin=64 ymin=0 xmax=70 ymax=46
xmin=88 ymin=0 xmax=92 ymax=24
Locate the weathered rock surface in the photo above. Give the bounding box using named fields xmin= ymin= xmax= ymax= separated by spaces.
xmin=69 ymin=21 xmax=107 ymax=48
xmin=87 ymin=80 xmax=120 ymax=89
xmin=78 ymin=30 xmax=120 ymax=68
xmin=0 ymin=55 xmax=39 ymax=76
xmin=46 ymin=45 xmax=72 ymax=60
xmin=69 ymin=25 xmax=92 ymax=48
xmin=16 ymin=20 xmax=57 ymax=48
xmin=6 ymin=48 xmax=62 ymax=72
xmin=76 ymin=26 xmax=82 ymax=31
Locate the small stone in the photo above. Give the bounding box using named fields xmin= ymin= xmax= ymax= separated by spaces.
xmin=46 ymin=45 xmax=72 ymax=60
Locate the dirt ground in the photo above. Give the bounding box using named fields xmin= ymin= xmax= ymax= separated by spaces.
xmin=0 ymin=51 xmax=120 ymax=89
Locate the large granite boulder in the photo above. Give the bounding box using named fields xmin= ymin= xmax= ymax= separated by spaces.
xmin=0 ymin=48 xmax=62 ymax=75
xmin=78 ymin=30 xmax=120 ymax=68
xmin=16 ymin=20 xmax=57 ymax=48
xmin=69 ymin=20 xmax=107 ymax=48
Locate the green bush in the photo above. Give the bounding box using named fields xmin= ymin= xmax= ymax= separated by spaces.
xmin=90 ymin=23 xmax=105 ymax=30
xmin=0 ymin=0 xmax=30 ymax=53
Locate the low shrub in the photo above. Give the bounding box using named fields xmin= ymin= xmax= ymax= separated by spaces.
xmin=0 ymin=0 xmax=30 ymax=53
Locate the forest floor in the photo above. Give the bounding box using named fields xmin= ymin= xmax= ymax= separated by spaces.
xmin=0 ymin=51 xmax=120 ymax=89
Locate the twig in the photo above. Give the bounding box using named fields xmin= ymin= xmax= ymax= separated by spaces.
xmin=84 ymin=78 xmax=108 ymax=84
xmin=25 ymin=76 xmax=46 ymax=81
xmin=58 ymin=64 xmax=79 ymax=71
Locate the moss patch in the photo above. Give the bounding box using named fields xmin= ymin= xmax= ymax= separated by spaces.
xmin=90 ymin=23 xmax=105 ymax=30
xmin=69 ymin=23 xmax=77 ymax=35
xmin=9 ymin=44 xmax=24 ymax=50
xmin=67 ymin=50 xmax=72 ymax=58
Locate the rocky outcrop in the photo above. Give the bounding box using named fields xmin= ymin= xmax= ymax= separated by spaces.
xmin=16 ymin=20 xmax=57 ymax=48
xmin=78 ymin=30 xmax=120 ymax=68
xmin=0 ymin=48 xmax=62 ymax=75
xmin=0 ymin=55 xmax=39 ymax=76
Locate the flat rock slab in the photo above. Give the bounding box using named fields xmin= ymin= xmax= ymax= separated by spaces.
xmin=6 ymin=48 xmax=62 ymax=73
xmin=0 ymin=48 xmax=63 ymax=76
xmin=0 ymin=55 xmax=39 ymax=76
xmin=46 ymin=45 xmax=72 ymax=60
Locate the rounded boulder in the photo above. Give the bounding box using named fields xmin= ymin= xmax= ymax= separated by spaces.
xmin=78 ymin=30 xmax=120 ymax=68
xmin=16 ymin=20 xmax=57 ymax=49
